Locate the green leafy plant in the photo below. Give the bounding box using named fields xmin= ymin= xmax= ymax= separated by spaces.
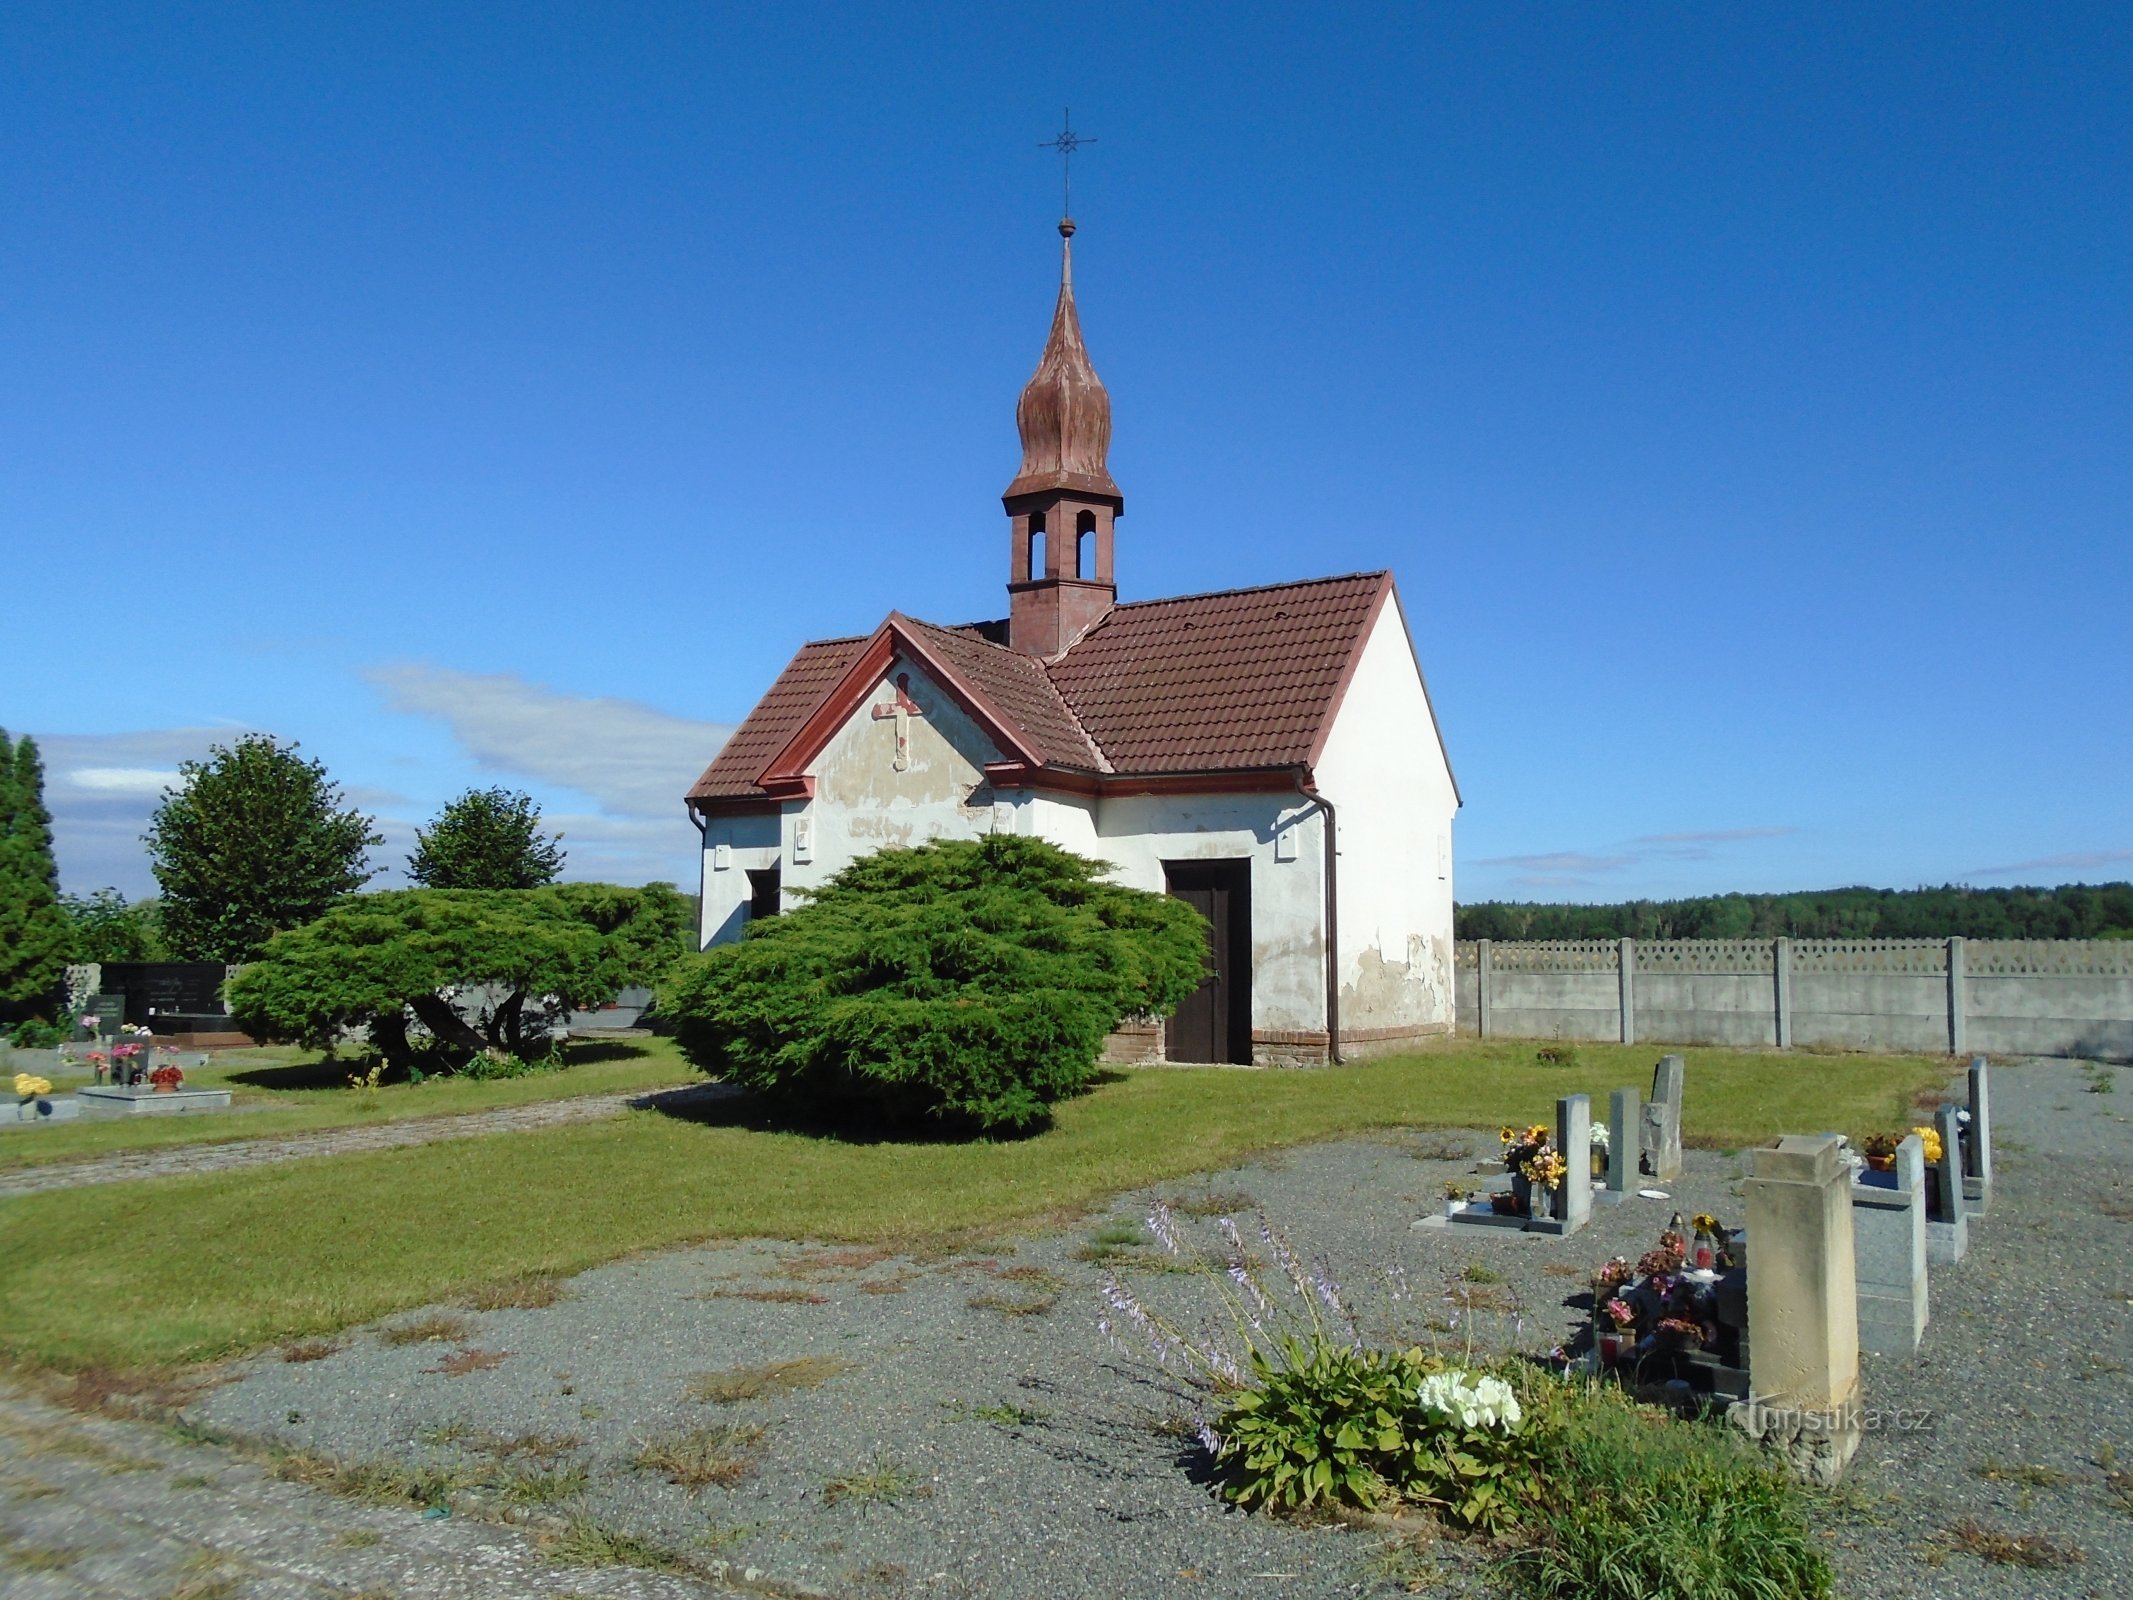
xmin=0 ymin=730 xmax=71 ymax=1022
xmin=661 ymin=835 xmax=1207 ymax=1133
xmin=146 ymin=734 xmax=383 ymax=961
xmin=1214 ymin=1342 xmax=1532 ymax=1531
xmin=408 ymin=787 xmax=566 ymax=890
xmin=227 ymin=883 xmax=689 ymax=1077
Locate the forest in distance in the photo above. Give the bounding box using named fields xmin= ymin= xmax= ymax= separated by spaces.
xmin=1454 ymin=882 xmax=2133 ymax=942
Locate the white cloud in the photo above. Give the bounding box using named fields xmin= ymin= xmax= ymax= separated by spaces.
xmin=1967 ymin=848 xmax=2133 ymax=879
xmin=365 ymin=663 xmax=733 ymax=820
xmin=66 ymin=767 xmax=183 ymax=794
xmin=30 ymin=728 xmax=251 ymax=898
xmin=1474 ymin=826 xmax=1798 ymax=893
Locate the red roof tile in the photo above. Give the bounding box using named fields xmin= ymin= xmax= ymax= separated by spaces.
xmin=686 ymin=636 xmax=864 ymax=801
xmin=1045 ymin=573 xmax=1389 ymax=772
xmin=686 ymin=571 xmax=1393 ymax=805
xmin=900 ymin=617 xmax=1105 ymax=772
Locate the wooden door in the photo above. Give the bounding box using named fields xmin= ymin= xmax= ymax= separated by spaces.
xmin=1164 ymin=860 xmax=1252 ymax=1063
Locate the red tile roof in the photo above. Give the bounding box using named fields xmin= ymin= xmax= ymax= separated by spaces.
xmin=686 ymin=636 xmax=864 ymax=801
xmin=1046 ymin=573 xmax=1389 ymax=773
xmin=900 ymin=617 xmax=1106 ymax=772
xmin=687 ymin=571 xmax=1394 ymax=804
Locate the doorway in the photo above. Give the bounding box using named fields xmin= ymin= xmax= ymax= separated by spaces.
xmin=1163 ymin=859 xmax=1253 ymax=1064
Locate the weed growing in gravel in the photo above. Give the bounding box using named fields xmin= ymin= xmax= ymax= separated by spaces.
xmin=859 ymin=1275 xmax=913 ymax=1294
xmin=541 ymin=1519 xmax=700 ymax=1576
xmin=166 ymin=1572 xmax=238 ymax=1600
xmin=1169 ymin=1188 xmax=1257 ymax=1219
xmin=711 ymin=1285 xmax=828 ymax=1305
xmin=945 ymin=1399 xmax=1051 ymax=1426
xmin=632 ymin=1424 xmax=765 ymax=1489
xmin=0 ymin=1532 xmax=77 ymax=1571
xmin=697 ymin=1522 xmax=757 ymax=1553
xmin=1926 ymin=1518 xmax=2085 ymax=1569
xmin=1357 ymin=1533 xmax=1441 ymax=1594
xmin=330 ymin=1529 xmax=383 ymax=1549
xmin=967 ymin=1266 xmax=1065 ymax=1317
xmin=169 ymin=1472 xmax=216 ymax=1489
xmin=1074 ymin=1219 xmax=1151 ymax=1262
xmin=379 ymin=1313 xmax=472 ymax=1346
xmin=269 ymin=1448 xmax=471 ymax=1509
xmin=280 ymin=1340 xmax=338 ymax=1363
xmin=822 ymin=1453 xmax=931 ymax=1509
xmin=1460 ymin=1260 xmax=1505 ymax=1284
xmin=425 ymin=1346 xmax=510 ymax=1376
xmin=416 ymin=1421 xmax=477 ymax=1446
xmin=460 ymin=1274 xmax=566 ymax=1311
xmin=687 ymin=1355 xmax=854 ymax=1404
xmin=1974 ymin=1459 xmax=2071 ymax=1488
xmin=471 ymin=1429 xmax=582 ymax=1464
xmin=497 ymin=1464 xmax=590 ymax=1505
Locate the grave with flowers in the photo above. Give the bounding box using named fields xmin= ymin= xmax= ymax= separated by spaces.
xmin=5 ymin=1070 xmax=80 ymax=1125
xmin=1586 ymin=1212 xmax=1750 ymax=1401
xmin=1448 ymin=1092 xmax=1592 ymax=1236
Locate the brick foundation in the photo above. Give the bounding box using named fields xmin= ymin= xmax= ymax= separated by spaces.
xmin=1100 ymin=1022 xmax=1163 ymax=1065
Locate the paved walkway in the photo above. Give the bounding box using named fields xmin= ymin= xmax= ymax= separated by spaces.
xmin=0 ymin=1385 xmax=742 ymax=1598
xmin=0 ymin=1085 xmax=730 ymax=1199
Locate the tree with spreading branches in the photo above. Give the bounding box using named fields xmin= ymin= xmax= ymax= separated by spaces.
xmin=407 ymin=786 xmax=565 ymax=889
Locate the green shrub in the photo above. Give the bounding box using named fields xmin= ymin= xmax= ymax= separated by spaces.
xmin=1505 ymin=1382 xmax=1831 ymax=1599
xmin=8 ymin=1017 xmax=63 ymax=1049
xmin=661 ymin=835 xmax=1207 ymax=1133
xmin=1215 ymin=1341 xmax=1531 ymax=1531
xmin=227 ymin=884 xmax=689 ymax=1077
xmin=1212 ymin=1345 xmax=1832 ymax=1599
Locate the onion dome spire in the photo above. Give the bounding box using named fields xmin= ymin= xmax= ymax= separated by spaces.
xmin=1005 ymin=219 xmax=1120 ymax=501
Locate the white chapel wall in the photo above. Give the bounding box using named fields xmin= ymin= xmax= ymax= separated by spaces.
xmin=696 ymin=809 xmax=780 ymax=947
xmin=1043 ymin=790 xmax=1330 ymax=1040
xmin=1311 ymin=590 xmax=1459 ymax=1050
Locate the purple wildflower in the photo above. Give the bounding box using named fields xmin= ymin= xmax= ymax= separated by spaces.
xmin=1147 ymin=1200 xmax=1183 ymax=1256
xmin=1227 ymin=1263 xmax=1272 ymax=1318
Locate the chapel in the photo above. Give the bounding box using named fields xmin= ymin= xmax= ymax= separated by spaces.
xmin=685 ymin=219 xmax=1460 ymax=1064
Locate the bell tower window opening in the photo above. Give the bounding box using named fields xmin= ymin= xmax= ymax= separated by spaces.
xmin=1075 ymin=509 xmax=1096 ymax=579
xmin=1027 ymin=510 xmax=1047 ymax=581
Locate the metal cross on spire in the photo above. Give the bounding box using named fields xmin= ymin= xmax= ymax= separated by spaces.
xmin=1038 ymin=108 xmax=1095 ymax=221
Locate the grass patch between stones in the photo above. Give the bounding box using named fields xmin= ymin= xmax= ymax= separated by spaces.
xmin=686 ymin=1355 xmax=854 ymax=1405
xmin=631 ymin=1424 xmax=764 ymax=1489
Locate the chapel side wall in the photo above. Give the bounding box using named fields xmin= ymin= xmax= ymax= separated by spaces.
xmin=782 ymin=652 xmax=1007 ymax=903
xmin=696 ymin=810 xmax=781 ymax=949
xmin=1079 ymin=791 xmax=1329 ymax=1048
xmin=1310 ymin=592 xmax=1458 ymax=1055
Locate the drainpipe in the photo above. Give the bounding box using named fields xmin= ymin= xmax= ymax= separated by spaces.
xmin=684 ymin=802 xmax=710 ymax=951
xmin=1291 ymin=768 xmax=1341 ymax=1064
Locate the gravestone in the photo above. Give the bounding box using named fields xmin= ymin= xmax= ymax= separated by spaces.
xmin=87 ymin=995 xmax=125 ymax=1040
xmin=1605 ymin=1086 xmax=1639 ymax=1198
xmin=1531 ymin=1094 xmax=1592 ymax=1236
xmin=1851 ymin=1133 xmax=1928 ymax=1354
xmin=1964 ymin=1056 xmax=1992 ymax=1217
xmin=1926 ymin=1102 xmax=1969 ymax=1266
xmin=1641 ymin=1055 xmax=1684 ymax=1181
xmin=1731 ymin=1133 xmax=1863 ymax=1484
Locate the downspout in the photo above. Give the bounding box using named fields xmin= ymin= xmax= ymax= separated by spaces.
xmin=1291 ymin=767 xmax=1341 ymax=1064
xmin=684 ymin=802 xmax=710 ymax=951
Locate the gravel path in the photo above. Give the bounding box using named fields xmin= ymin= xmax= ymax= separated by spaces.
xmin=0 ymin=1084 xmax=729 ymax=1199
xmin=8 ymin=1056 xmax=2124 ymax=1598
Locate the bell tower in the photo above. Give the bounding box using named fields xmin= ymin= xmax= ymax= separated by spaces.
xmin=1004 ymin=218 xmax=1122 ymax=658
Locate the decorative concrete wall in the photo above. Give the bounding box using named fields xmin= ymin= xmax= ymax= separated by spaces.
xmin=1456 ymin=938 xmax=2133 ymax=1061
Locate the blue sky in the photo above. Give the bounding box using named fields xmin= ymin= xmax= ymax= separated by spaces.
xmin=4 ymin=3 xmax=2128 ymax=902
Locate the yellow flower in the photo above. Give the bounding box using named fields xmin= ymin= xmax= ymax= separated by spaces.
xmin=1498 ymin=1126 xmax=1517 ymax=1144
xmin=14 ymin=1073 xmax=51 ymax=1098
xmin=1692 ymin=1213 xmax=1720 ymax=1235
xmin=1911 ymin=1125 xmax=1944 ymax=1165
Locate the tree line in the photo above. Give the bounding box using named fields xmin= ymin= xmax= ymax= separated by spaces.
xmin=1 ymin=729 xmax=610 ymax=1028
xmin=1455 ymin=883 xmax=2133 ymax=942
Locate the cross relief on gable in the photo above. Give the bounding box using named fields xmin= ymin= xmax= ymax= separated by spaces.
xmin=870 ymin=671 xmax=927 ymax=771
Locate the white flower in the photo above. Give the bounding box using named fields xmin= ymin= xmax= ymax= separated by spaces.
xmin=1417 ymin=1369 xmax=1521 ymax=1432
xmin=1589 ymin=1124 xmax=1610 ymax=1151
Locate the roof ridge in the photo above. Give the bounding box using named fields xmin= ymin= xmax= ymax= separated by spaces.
xmin=1104 ymin=570 xmax=1389 ymax=612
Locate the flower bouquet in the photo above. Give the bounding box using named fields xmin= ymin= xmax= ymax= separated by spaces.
xmin=1595 ymin=1295 xmax=1636 ymax=1364
xmin=148 ymin=1063 xmax=185 ymax=1094
xmin=1861 ymin=1132 xmax=1900 ymax=1172
xmin=1911 ymin=1123 xmax=1944 ymax=1165
xmin=14 ymin=1072 xmax=52 ymax=1106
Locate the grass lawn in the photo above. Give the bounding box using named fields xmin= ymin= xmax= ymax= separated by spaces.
xmin=0 ymin=1039 xmax=1956 ymax=1372
xmin=0 ymin=1039 xmax=697 ymax=1172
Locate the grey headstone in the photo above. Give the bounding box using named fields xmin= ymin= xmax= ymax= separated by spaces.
xmin=1964 ymin=1056 xmax=1992 ymax=1216
xmin=1642 ymin=1054 xmax=1684 ymax=1181
xmin=1606 ymin=1086 xmax=1639 ymax=1194
xmin=1851 ymin=1133 xmax=1928 ymax=1354
xmin=1926 ymin=1102 xmax=1969 ymax=1266
xmin=1555 ymin=1094 xmax=1592 ymax=1234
